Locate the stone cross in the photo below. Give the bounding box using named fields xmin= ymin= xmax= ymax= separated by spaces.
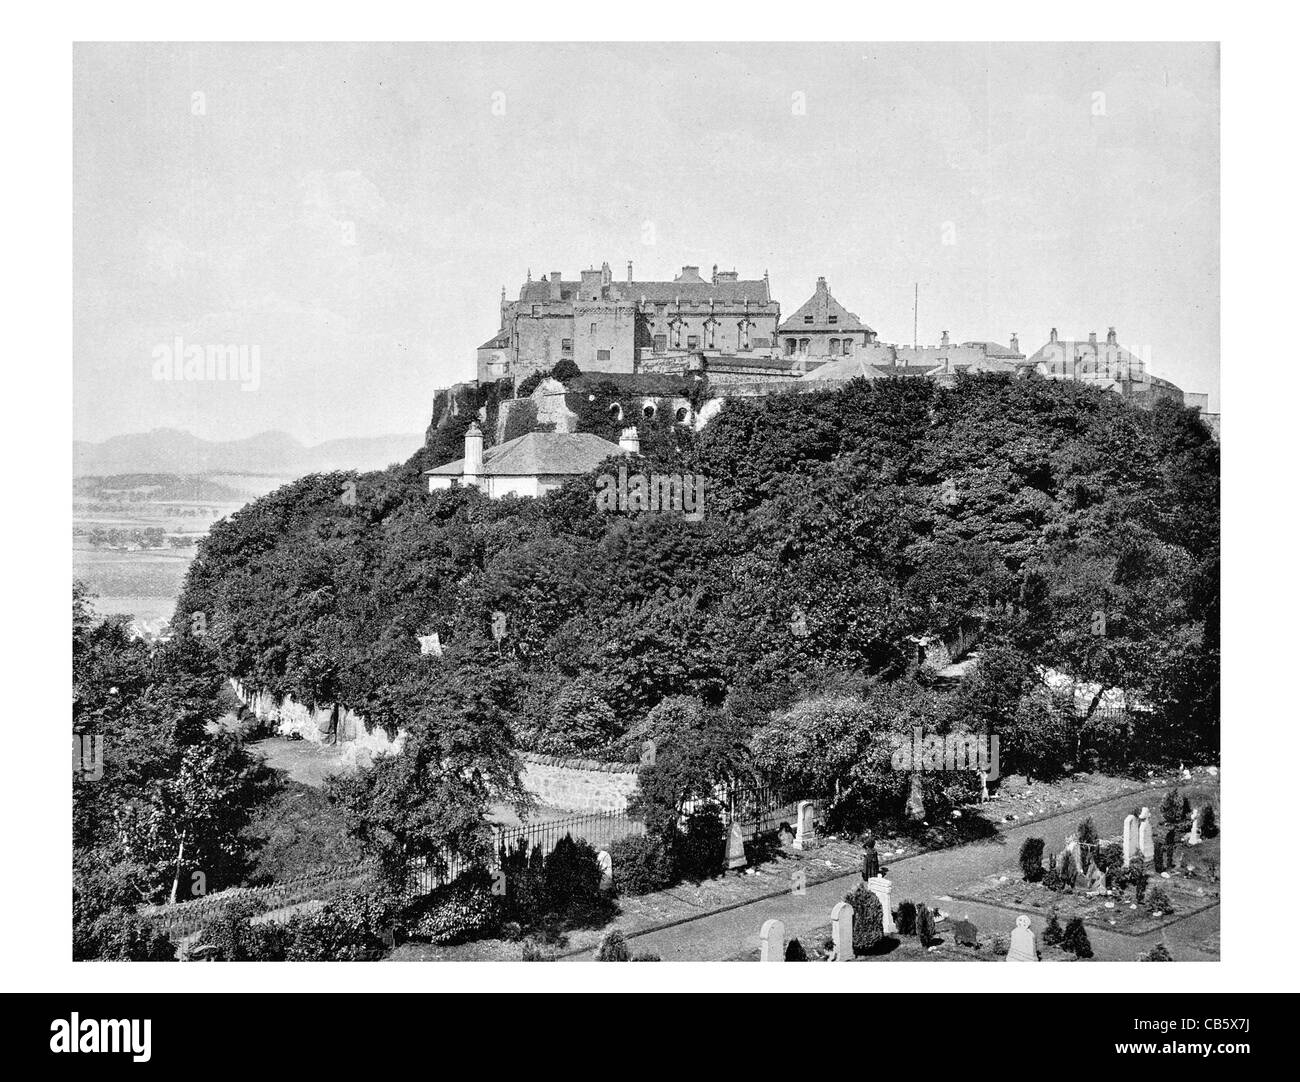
xmin=1006 ymin=914 xmax=1038 ymax=962
xmin=1122 ymin=813 xmax=1138 ymax=867
xmin=793 ymin=800 xmax=817 ymax=850
xmin=867 ymin=876 xmax=896 ymax=935
xmin=1139 ymin=807 xmax=1154 ymax=861
xmin=760 ymin=918 xmax=785 ymax=962
xmin=725 ymin=822 xmax=747 ymax=871
xmin=830 ymin=901 xmax=853 ymax=961
xmin=1185 ymin=807 xmax=1202 ymax=846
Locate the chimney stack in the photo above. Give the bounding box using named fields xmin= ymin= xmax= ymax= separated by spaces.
xmin=463 ymin=422 xmax=484 ymax=488
xmin=1010 ymin=332 xmax=1019 ymax=354
xmin=1050 ymin=327 xmax=1058 ymax=343
xmin=941 ymin=330 xmax=950 ymax=348
xmin=619 ymin=426 xmax=640 ymax=455
xmin=1089 ymin=331 xmax=1098 ymax=346
xmin=1107 ymin=327 xmax=1117 ymax=345
xmin=627 ymin=261 xmax=633 ymax=282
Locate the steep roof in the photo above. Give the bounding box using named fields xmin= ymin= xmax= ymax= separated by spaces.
xmin=478 ymin=330 xmax=510 ymax=350
xmin=777 ymin=278 xmax=873 ymax=335
xmin=425 ymin=431 xmax=627 ymax=478
xmin=518 ymin=278 xmax=772 ymax=306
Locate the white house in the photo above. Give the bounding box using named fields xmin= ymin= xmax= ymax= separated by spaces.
xmin=425 ymin=422 xmax=635 ymax=499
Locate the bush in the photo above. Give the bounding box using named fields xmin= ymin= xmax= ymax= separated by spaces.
xmin=195 ymin=898 xmax=267 ymax=961
xmin=595 ymin=929 xmax=632 ymax=961
xmin=543 ymin=834 xmax=605 ymax=920
xmin=784 ymin=938 xmax=809 ymax=961
xmin=1042 ymin=866 xmax=1063 ymax=892
xmin=1019 ymin=837 xmax=1045 ymax=882
xmin=1146 ymin=886 xmax=1174 ymax=914
xmin=609 ymin=833 xmax=676 ymax=896
xmin=1201 ymin=804 xmax=1218 ymax=838
xmin=675 ymin=807 xmax=726 ymax=881
xmin=498 ymin=839 xmax=547 ymax=927
xmin=1078 ymin=817 xmax=1099 ymax=847
xmin=1160 ymin=788 xmax=1185 ymax=826
xmin=631 ymin=951 xmax=662 ymax=961
xmin=1061 ymin=917 xmax=1093 ymax=959
xmin=521 ymin=940 xmax=553 ymax=961
xmin=845 ymin=884 xmax=883 ymax=955
xmin=1095 ymin=842 xmax=1124 ymax=876
xmin=75 ymin=908 xmax=175 ymax=962
xmin=549 ymin=359 xmax=582 ymax=384
xmin=1042 ymin=910 xmax=1064 ymax=946
xmin=1143 ymin=942 xmax=1174 ymax=961
xmin=407 ymin=868 xmax=502 ymax=946
xmin=284 ymin=887 xmax=397 ymax=961
xmin=1127 ymin=855 xmax=1150 ymax=903
xmin=916 ymin=904 xmax=936 ymax=947
xmin=895 ymin=900 xmax=917 ymax=936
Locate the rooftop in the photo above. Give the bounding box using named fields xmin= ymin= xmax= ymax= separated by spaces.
xmin=425 ymin=430 xmax=627 ymax=479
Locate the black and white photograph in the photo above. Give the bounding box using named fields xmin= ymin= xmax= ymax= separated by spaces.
xmin=5 ymin=10 xmax=1296 ymax=1058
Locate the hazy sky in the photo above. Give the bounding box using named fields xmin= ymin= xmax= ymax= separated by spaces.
xmin=73 ymin=42 xmax=1219 ymax=444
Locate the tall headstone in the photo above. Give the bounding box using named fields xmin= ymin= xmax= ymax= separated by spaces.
xmin=1185 ymin=807 xmax=1202 ymax=846
xmin=760 ymin=918 xmax=785 ymax=962
xmin=1005 ymin=915 xmax=1038 ymax=962
xmin=1138 ymin=807 xmax=1155 ymax=861
xmin=596 ymin=849 xmax=613 ymax=890
xmin=1122 ymin=814 xmax=1138 ymax=867
xmin=830 ymin=902 xmax=853 ymax=961
xmin=867 ymin=876 xmax=897 ymax=935
xmin=793 ymin=801 xmax=818 ymax=850
xmin=726 ymin=822 xmax=747 ymax=871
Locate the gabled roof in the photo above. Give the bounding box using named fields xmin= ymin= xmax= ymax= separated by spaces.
xmin=777 ymin=278 xmax=873 ymax=335
xmin=425 ymin=431 xmax=627 ymax=478
xmin=806 ymin=358 xmax=940 ymax=382
xmin=478 ymin=330 xmax=510 ymax=350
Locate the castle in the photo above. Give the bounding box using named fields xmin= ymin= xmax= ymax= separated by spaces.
xmin=467 ymin=261 xmax=1218 ymax=437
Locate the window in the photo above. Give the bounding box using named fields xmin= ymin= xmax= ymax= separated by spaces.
xmin=597 ymin=349 xmax=611 ymax=362
xmin=675 ymin=407 xmax=689 ymax=423
xmin=590 ymin=323 xmax=597 ymax=334
xmin=643 ymin=404 xmax=656 ymax=419
xmin=828 ymin=315 xmax=838 ymax=325
xmin=799 ymin=338 xmax=810 ymax=354
xmin=653 ymin=334 xmax=667 ymax=353
xmin=532 ymin=305 xmax=541 ymax=316
xmin=829 ymin=339 xmax=841 ymax=356
xmin=804 ymin=315 xmax=813 ymax=324
xmin=843 ymin=339 xmax=853 ymax=356
xmin=687 ymin=335 xmax=699 ymax=350
xmin=561 ymin=339 xmax=572 ymax=352
xmin=561 ymin=290 xmax=572 ymax=300
xmin=785 ymin=338 xmax=796 ymax=356
xmin=608 ymin=402 xmax=623 ymax=421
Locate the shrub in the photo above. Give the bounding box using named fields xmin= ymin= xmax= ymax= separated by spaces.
xmin=1042 ymin=866 xmax=1062 ymax=891
xmin=75 ymin=908 xmax=175 ymax=962
xmin=1019 ymin=837 xmax=1045 ymax=882
xmin=1146 ymin=886 xmax=1174 ymax=914
xmin=406 ymin=868 xmax=502 ymax=946
xmin=1201 ymin=804 xmax=1218 ymax=838
xmin=521 ymin=940 xmax=553 ymax=961
xmin=1128 ymin=855 xmax=1149 ymax=904
xmin=498 ymin=839 xmax=547 ymax=927
xmin=631 ymin=952 xmax=662 ymax=961
xmin=549 ymin=359 xmax=582 ymax=384
xmin=1059 ymin=850 xmax=1078 ymax=890
xmin=675 ymin=807 xmax=727 ymax=882
xmin=595 ymin=929 xmax=632 ymax=961
xmin=1078 ymin=817 xmax=1099 ymax=847
xmin=1042 ymin=910 xmax=1064 ymax=946
xmin=609 ymin=833 xmax=676 ymax=896
xmin=895 ymin=900 xmax=917 ymax=936
xmin=916 ymin=904 xmax=936 ymax=947
xmin=1094 ymin=842 xmax=1124 ymax=876
xmin=543 ymin=834 xmax=605 ymax=920
xmin=1061 ymin=918 xmax=1093 ymax=959
xmin=284 ymin=887 xmax=397 ymax=961
xmin=1160 ymin=787 xmax=1183 ymax=825
xmin=1143 ymin=943 xmax=1174 ymax=961
xmin=194 ymin=898 xmax=268 ymax=962
xmin=845 ymin=884 xmax=883 ymax=955
xmin=784 ymin=938 xmax=809 ymax=961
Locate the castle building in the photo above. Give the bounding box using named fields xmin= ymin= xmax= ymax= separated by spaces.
xmin=478 ymin=262 xmax=780 ymax=383
xmin=776 ymin=277 xmax=878 ymax=360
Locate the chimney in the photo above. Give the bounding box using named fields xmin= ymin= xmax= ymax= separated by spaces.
xmin=712 ymin=263 xmax=718 ymax=284
xmin=1049 ymin=327 xmax=1058 ymax=343
xmin=1010 ymin=332 xmax=1019 ymax=354
xmin=815 ymin=276 xmax=828 ymax=294
xmin=463 ymin=422 xmax=484 ymax=488
xmin=941 ymin=330 xmax=950 ymax=348
xmin=548 ymin=271 xmax=561 ymax=300
xmin=601 ymin=261 xmax=612 ymax=287
xmin=1088 ymin=331 xmax=1098 ymax=346
xmin=1107 ymin=327 xmax=1117 ymax=345
xmin=627 ymin=260 xmax=633 ymax=282
xmin=619 ymin=426 xmax=640 ymax=454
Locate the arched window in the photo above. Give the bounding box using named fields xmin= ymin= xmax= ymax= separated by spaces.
xmin=643 ymin=403 xmax=656 ymax=420
xmin=675 ymin=407 xmax=689 ymax=423
xmin=799 ymin=338 xmax=810 ymax=354
xmin=843 ymin=339 xmax=853 ymax=356
xmin=829 ymin=338 xmax=841 ymax=357
xmin=608 ymin=402 xmax=623 ymax=422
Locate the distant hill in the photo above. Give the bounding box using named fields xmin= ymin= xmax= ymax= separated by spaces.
xmin=73 ymin=428 xmax=424 ymax=479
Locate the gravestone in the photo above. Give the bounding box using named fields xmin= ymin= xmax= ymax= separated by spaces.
xmin=1185 ymin=807 xmax=1202 ymax=846
xmin=1005 ymin=915 xmax=1038 ymax=962
xmin=1084 ymin=863 xmax=1107 ymax=894
xmin=952 ymin=918 xmax=979 ymax=947
xmin=793 ymin=801 xmax=818 ymax=850
xmin=867 ymin=876 xmax=896 ymax=935
xmin=1123 ymin=814 xmax=1138 ymax=867
xmin=777 ymin=823 xmax=796 ymax=848
xmin=1139 ymin=807 xmax=1154 ymax=861
xmin=596 ymin=849 xmax=613 ymax=890
xmin=830 ymin=902 xmax=853 ymax=961
xmin=760 ymin=918 xmax=785 ymax=962
xmin=726 ymin=823 xmax=747 ymax=871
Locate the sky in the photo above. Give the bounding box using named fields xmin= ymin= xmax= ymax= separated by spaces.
xmin=73 ymin=42 xmax=1219 ymax=444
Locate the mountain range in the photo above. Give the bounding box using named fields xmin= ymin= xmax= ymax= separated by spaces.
xmin=73 ymin=428 xmax=424 ymax=479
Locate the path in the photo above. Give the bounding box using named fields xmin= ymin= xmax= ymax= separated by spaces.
xmin=566 ymin=783 xmax=1219 ymax=962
